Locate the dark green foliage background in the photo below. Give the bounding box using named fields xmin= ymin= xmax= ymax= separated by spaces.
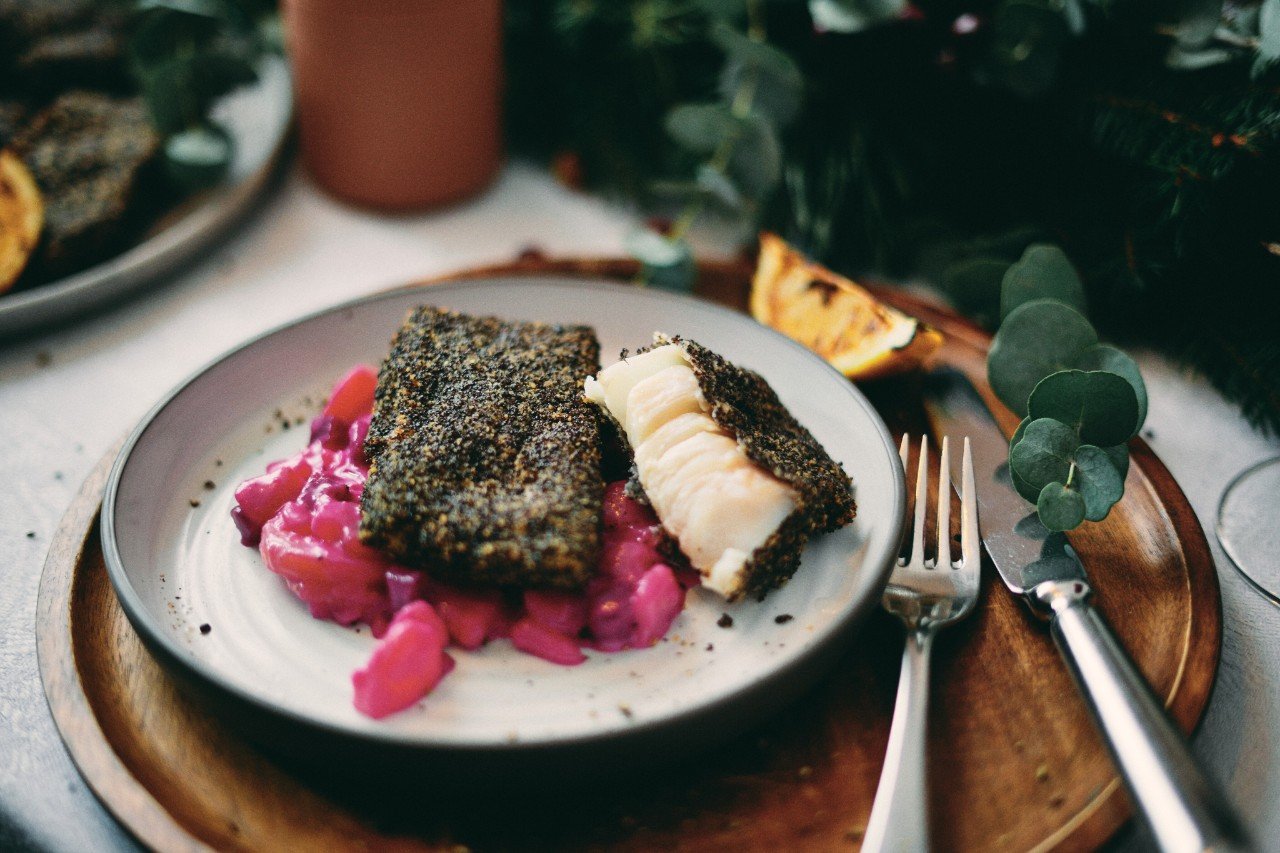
xmin=505 ymin=0 xmax=1280 ymax=435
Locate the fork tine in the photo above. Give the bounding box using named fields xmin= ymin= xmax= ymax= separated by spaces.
xmin=911 ymin=435 xmax=929 ymax=568
xmin=936 ymin=436 xmax=951 ymax=569
xmin=898 ymin=433 xmax=909 ymax=470
xmin=960 ymin=437 xmax=980 ymax=571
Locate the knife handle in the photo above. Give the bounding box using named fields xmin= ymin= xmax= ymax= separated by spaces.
xmin=1032 ymin=579 xmax=1251 ymax=853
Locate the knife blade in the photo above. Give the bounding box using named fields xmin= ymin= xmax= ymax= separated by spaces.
xmin=924 ymin=367 xmax=1250 ymax=853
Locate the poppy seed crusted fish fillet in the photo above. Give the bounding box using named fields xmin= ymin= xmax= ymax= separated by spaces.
xmin=360 ymin=307 xmax=603 ymax=590
xmin=584 ymin=335 xmax=856 ymax=601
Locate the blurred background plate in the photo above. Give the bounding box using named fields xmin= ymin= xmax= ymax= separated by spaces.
xmin=0 ymin=56 xmax=291 ymax=340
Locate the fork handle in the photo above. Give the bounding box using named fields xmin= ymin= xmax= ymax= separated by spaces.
xmin=863 ymin=628 xmax=934 ymax=853
xmin=1034 ymin=580 xmax=1252 ymax=853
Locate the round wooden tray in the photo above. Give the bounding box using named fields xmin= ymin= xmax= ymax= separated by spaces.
xmin=37 ymin=258 xmax=1221 ymax=851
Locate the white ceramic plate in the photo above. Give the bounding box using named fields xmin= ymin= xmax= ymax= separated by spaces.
xmin=0 ymin=58 xmax=291 ymax=339
xmin=102 ymin=278 xmax=904 ymax=757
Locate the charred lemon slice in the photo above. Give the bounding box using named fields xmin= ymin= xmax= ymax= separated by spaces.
xmin=0 ymin=149 xmax=43 ymax=293
xmin=750 ymin=232 xmax=942 ymax=381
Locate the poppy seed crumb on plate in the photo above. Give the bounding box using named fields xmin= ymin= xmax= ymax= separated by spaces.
xmin=717 ymin=613 xmax=734 ymax=628
xmin=775 ymin=613 xmax=794 ymax=624
xmin=199 ymin=624 xmax=211 ymax=635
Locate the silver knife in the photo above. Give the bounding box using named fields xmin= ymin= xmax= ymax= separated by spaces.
xmin=925 ymin=368 xmax=1250 ymax=853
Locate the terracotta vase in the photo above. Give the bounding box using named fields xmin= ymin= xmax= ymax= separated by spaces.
xmin=282 ymin=0 xmax=503 ymax=211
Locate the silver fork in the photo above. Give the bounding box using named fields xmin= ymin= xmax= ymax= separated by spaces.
xmin=863 ymin=435 xmax=980 ymax=853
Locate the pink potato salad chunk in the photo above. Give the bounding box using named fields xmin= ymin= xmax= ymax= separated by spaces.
xmin=232 ymin=367 xmax=698 ymax=719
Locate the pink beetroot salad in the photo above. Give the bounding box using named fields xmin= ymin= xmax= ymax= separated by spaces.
xmin=232 ymin=366 xmax=696 ymax=719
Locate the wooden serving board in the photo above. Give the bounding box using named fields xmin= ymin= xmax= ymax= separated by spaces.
xmin=37 ymin=258 xmax=1221 ymax=852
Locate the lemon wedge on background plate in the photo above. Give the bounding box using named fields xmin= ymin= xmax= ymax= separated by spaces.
xmin=750 ymin=232 xmax=942 ymax=381
xmin=0 ymin=149 xmax=43 ymax=294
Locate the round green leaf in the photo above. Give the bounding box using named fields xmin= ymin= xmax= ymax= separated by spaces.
xmin=627 ymin=230 xmax=696 ymax=293
xmin=1010 ymin=417 xmax=1079 ymax=492
xmin=1000 ymin=243 xmax=1086 ymax=321
xmin=1027 ymin=369 xmax=1140 ymax=447
xmin=988 ymin=300 xmax=1097 ymax=416
xmin=664 ymin=103 xmax=734 ymax=154
xmin=712 ymin=23 xmax=804 ymax=127
xmin=1073 ymin=444 xmax=1126 ymax=522
xmin=164 ymin=123 xmax=232 ymax=189
xmin=1007 ymin=418 xmax=1041 ymax=502
xmin=1102 ymin=443 xmax=1129 ymax=480
xmin=695 ymin=164 xmax=742 ymax=209
xmin=728 ymin=114 xmax=782 ymax=200
xmin=1037 ymin=482 xmax=1086 ymax=531
xmin=1073 ymin=344 xmax=1148 ymax=429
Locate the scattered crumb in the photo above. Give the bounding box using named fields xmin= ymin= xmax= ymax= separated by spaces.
xmin=705 ymin=643 xmax=714 ymax=652
xmin=1035 ymin=764 xmax=1049 ymax=782
xmin=1143 ymin=428 xmax=1156 ymax=440
xmin=214 ymin=459 xmax=223 ymax=467
xmin=774 ymin=613 xmax=794 ymax=624
xmin=53 ymin=471 xmax=63 ymax=480
xmin=797 ymin=765 xmax=813 ymax=779
xmin=1049 ymin=792 xmax=1066 ymax=808
xmin=844 ymin=826 xmax=865 ymax=843
xmin=618 ymin=703 xmax=634 ymax=719
xmin=717 ymin=613 xmax=734 ymax=628
xmin=25 ymin=531 xmax=35 ymax=539
xmin=188 ymin=499 xmax=201 ymax=508
xmin=35 ymin=351 xmax=52 ymax=367
xmin=199 ymin=624 xmax=212 ymax=635
xmin=203 ymin=480 xmax=216 ymax=491
xmin=1013 ymin=739 xmax=1026 ymax=753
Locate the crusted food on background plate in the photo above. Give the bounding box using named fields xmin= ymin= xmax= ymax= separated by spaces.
xmin=361 ymin=306 xmax=603 ymax=590
xmin=585 ymin=335 xmax=856 ymax=601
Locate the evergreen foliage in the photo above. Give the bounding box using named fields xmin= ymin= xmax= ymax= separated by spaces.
xmin=505 ymin=0 xmax=1280 ymax=434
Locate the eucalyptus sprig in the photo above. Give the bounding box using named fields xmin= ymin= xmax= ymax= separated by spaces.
xmin=986 ymin=245 xmax=1148 ymax=531
xmin=126 ymin=0 xmax=277 ymax=190
xmin=628 ymin=0 xmax=803 ymax=290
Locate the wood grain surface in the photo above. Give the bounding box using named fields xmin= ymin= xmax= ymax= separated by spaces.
xmin=36 ymin=258 xmax=1222 ymax=852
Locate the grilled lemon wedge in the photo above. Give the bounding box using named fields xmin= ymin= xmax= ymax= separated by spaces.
xmin=750 ymin=232 xmax=942 ymax=381
xmin=0 ymin=149 xmax=43 ymax=294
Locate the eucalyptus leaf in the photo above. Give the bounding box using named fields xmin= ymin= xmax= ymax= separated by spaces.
xmin=1007 ymin=418 xmax=1042 ymax=502
xmin=1102 ymin=443 xmax=1129 ymax=480
xmin=986 ymin=0 xmax=1070 ymax=98
xmin=707 ymin=22 xmax=804 ymax=142
xmin=728 ymin=114 xmax=782 ymax=199
xmin=695 ymin=164 xmax=742 ymax=209
xmin=1000 ymin=243 xmax=1086 ymax=321
xmin=988 ymin=299 xmax=1097 ymax=415
xmin=719 ymin=52 xmax=803 ymax=128
xmin=626 ymin=230 xmax=696 ymax=293
xmin=164 ymin=122 xmax=232 ymax=189
xmin=1010 ymin=418 xmax=1079 ymax=491
xmin=1073 ymin=344 xmax=1148 ymax=428
xmin=1255 ymin=0 xmax=1280 ymax=78
xmin=942 ymin=257 xmax=1009 ymax=330
xmin=1037 ymin=482 xmax=1086 ymax=531
xmin=808 ymin=0 xmax=906 ymax=33
xmin=664 ymin=103 xmax=735 ymax=154
xmin=1073 ymin=444 xmax=1125 ymax=521
xmin=1027 ymin=369 xmax=1141 ymax=446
